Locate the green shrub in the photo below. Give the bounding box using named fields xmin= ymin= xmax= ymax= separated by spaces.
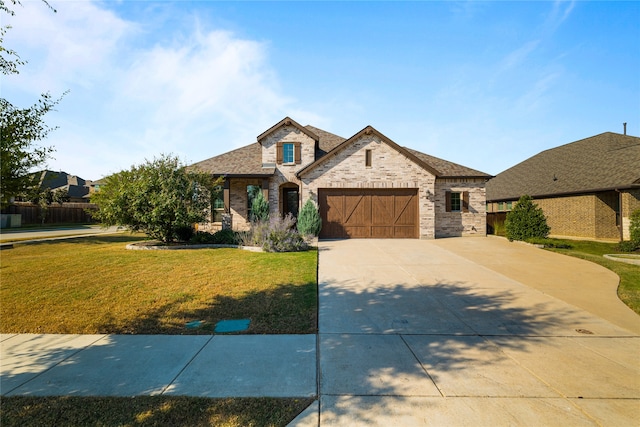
xmin=174 ymin=225 xmax=195 ymax=242
xmin=190 ymin=229 xmax=241 ymax=245
xmin=250 ymin=191 xmax=269 ymax=222
xmin=630 ymin=209 xmax=640 ymax=246
xmin=617 ymin=240 xmax=639 ymax=253
xmin=525 ymin=237 xmax=572 ymax=249
xmin=505 ymin=195 xmax=550 ymax=242
xmin=297 ymin=199 xmax=322 ymax=236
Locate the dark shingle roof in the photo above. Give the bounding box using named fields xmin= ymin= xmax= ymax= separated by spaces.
xmin=404 ymin=148 xmax=492 ymax=178
xmin=190 ymin=121 xmax=491 ymax=179
xmin=486 ymin=132 xmax=640 ymax=201
xmin=305 ymin=125 xmax=346 ymax=156
xmin=190 ymin=143 xmax=275 ymax=177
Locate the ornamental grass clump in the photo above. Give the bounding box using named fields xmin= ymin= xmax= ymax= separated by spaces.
xmin=246 ymin=214 xmax=308 ymax=252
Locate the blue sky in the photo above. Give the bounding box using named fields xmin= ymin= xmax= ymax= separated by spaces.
xmin=4 ymin=1 xmax=639 ymax=180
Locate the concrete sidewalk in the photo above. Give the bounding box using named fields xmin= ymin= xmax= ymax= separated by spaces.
xmin=0 ymin=225 xmax=124 ymax=245
xmin=1 ymin=334 xmax=316 ymax=398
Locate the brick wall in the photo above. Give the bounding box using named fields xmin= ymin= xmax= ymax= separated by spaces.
xmin=229 ymin=177 xmax=262 ymax=231
xmin=260 ymin=126 xmax=316 ymax=166
xmin=435 ymin=179 xmax=487 ymax=237
xmin=534 ymin=192 xmax=619 ymax=240
xmin=536 ymin=195 xmax=596 ymax=238
xmin=622 ymin=189 xmax=640 ymax=240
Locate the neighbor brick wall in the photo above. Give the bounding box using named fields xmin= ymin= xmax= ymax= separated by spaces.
xmin=536 ymin=195 xmax=596 ymax=238
xmin=535 ymin=192 xmax=619 ymax=240
xmin=435 ymin=179 xmax=487 ymax=238
xmin=622 ymin=189 xmax=640 ymax=240
xmin=300 ymin=133 xmax=438 ymax=238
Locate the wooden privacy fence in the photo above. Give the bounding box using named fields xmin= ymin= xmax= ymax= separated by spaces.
xmin=3 ymin=203 xmax=98 ymax=225
xmin=486 ymin=212 xmax=507 ymax=235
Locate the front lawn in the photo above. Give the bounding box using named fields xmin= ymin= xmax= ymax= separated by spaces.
xmin=0 ymin=396 xmax=314 ymax=427
xmin=0 ymin=235 xmax=317 ymax=334
xmin=540 ymin=239 xmax=640 ymax=315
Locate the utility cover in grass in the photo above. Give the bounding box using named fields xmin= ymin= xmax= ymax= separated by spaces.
xmin=214 ymin=319 xmax=250 ymax=333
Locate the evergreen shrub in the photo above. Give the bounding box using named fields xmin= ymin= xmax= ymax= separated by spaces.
xmin=297 ymin=199 xmax=322 ymax=237
xmin=505 ymin=195 xmax=550 ymax=241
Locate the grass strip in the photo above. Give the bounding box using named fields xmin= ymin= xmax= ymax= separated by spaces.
xmin=0 ymin=396 xmax=314 ymax=427
xmin=541 ymin=239 xmax=640 ymax=315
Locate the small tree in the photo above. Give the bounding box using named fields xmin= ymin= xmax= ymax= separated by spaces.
xmin=250 ymin=190 xmax=269 ymax=222
xmin=297 ymin=199 xmax=322 ymax=237
xmin=91 ymin=154 xmax=220 ymax=243
xmin=28 ymin=187 xmax=68 ymax=224
xmin=505 ymin=195 xmax=550 ymax=241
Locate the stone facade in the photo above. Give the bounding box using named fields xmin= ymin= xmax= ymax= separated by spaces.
xmin=196 ymin=118 xmax=489 ymax=239
xmin=435 ymin=178 xmax=487 ymax=238
xmin=300 ymin=134 xmax=439 ymax=239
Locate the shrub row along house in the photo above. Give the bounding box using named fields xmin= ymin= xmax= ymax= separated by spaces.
xmin=191 ymin=117 xmax=491 ymax=239
xmin=486 ymin=132 xmax=640 ymax=241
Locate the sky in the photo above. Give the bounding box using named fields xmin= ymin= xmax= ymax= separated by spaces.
xmin=3 ymin=0 xmax=639 ymax=180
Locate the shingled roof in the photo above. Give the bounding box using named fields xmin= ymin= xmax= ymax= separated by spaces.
xmin=486 ymin=132 xmax=640 ymax=201
xmin=190 ymin=143 xmax=274 ymax=177
xmin=191 ymin=122 xmax=491 ymax=179
xmin=404 ymin=148 xmax=492 ymax=178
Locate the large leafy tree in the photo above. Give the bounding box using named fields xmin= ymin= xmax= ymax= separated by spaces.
xmin=91 ymin=155 xmax=222 ymax=243
xmin=0 ymin=0 xmax=62 ymax=206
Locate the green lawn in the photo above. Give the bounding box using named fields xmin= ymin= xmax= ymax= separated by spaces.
xmin=540 ymin=239 xmax=640 ymax=315
xmin=0 ymin=234 xmax=318 ymax=334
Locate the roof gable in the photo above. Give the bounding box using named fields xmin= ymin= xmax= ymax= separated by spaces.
xmin=298 ymin=126 xmax=491 ymax=178
xmin=486 ymin=132 xmax=640 ymax=201
xmin=257 ymin=116 xmax=319 ymax=144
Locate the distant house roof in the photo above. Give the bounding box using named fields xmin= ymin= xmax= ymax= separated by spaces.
xmin=486 ymin=132 xmax=640 ymax=201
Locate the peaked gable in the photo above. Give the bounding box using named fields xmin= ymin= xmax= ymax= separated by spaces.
xmin=297 ymin=125 xmax=441 ymax=178
xmin=257 ymin=116 xmax=319 ymax=144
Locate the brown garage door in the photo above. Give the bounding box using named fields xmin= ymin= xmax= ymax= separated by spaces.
xmin=318 ymin=188 xmax=419 ymax=239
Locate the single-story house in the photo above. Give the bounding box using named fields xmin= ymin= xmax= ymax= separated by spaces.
xmin=192 ymin=117 xmax=491 ymax=239
xmin=486 ymin=132 xmax=640 ymax=241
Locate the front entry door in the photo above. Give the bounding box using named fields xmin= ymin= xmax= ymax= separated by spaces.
xmin=283 ymin=188 xmax=299 ymax=218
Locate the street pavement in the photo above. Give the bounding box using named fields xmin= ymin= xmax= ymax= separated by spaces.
xmin=1 ymin=236 xmax=639 ymax=426
xmin=0 ymin=225 xmax=124 ymax=244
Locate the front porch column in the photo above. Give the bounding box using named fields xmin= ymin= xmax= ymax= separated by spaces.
xmin=222 ymin=178 xmax=232 ymax=230
xmin=262 ymin=178 xmax=269 ymax=200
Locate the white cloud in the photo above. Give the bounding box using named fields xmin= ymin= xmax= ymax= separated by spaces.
xmin=3 ymin=1 xmax=317 ymax=179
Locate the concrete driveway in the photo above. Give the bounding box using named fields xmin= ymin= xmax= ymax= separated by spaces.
xmin=306 ymin=238 xmax=640 ymax=426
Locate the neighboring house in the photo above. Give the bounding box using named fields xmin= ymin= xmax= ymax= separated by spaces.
xmin=486 ymin=132 xmax=640 ymax=241
xmin=191 ymin=117 xmax=490 ymax=239
xmin=34 ymin=170 xmax=93 ymax=203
